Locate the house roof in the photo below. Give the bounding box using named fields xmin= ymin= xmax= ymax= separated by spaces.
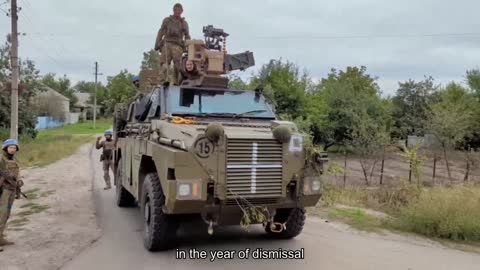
xmin=74 ymin=92 xmax=91 ymax=108
xmin=39 ymin=86 xmax=70 ymax=102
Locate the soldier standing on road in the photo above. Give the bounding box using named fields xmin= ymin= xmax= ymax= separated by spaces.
xmin=0 ymin=139 xmax=23 ymax=252
xmin=155 ymin=3 xmax=191 ymax=85
xmin=96 ymin=130 xmax=115 ymax=190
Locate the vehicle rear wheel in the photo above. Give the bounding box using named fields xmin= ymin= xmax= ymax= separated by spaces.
xmin=141 ymin=172 xmax=178 ymax=251
xmin=115 ymin=158 xmax=136 ymax=207
xmin=265 ymin=207 xmax=306 ymax=239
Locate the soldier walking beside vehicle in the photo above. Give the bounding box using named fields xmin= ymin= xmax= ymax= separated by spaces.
xmin=0 ymin=139 xmax=23 ymax=252
xmin=96 ymin=130 xmax=115 ymax=190
xmin=154 ymin=3 xmax=191 ymax=85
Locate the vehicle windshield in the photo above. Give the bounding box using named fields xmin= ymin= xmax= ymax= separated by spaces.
xmin=166 ymin=88 xmax=276 ymax=118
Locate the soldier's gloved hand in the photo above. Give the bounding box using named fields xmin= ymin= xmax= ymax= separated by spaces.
xmin=97 ymin=136 xmax=102 ymax=141
xmin=17 ymin=179 xmax=24 ymax=187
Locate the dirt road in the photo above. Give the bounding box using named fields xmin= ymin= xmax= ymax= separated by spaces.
xmin=1 ymin=144 xmax=479 ymax=269
xmin=60 ymin=146 xmax=480 ymax=270
xmin=0 ymin=143 xmax=101 ymax=270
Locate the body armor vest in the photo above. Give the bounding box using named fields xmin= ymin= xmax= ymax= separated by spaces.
xmin=1 ymin=155 xmax=19 ymax=190
xmin=102 ymin=140 xmax=115 ymax=160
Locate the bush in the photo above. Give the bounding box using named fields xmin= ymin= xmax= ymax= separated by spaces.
xmin=0 ymin=128 xmax=9 ymax=142
xmin=320 ymin=184 xmax=368 ymax=207
xmin=393 ymin=184 xmax=480 ymax=241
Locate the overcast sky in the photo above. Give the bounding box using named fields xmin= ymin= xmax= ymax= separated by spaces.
xmin=1 ymin=0 xmax=479 ymax=96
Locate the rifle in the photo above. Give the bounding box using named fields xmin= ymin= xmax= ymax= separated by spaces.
xmin=0 ymin=170 xmax=27 ymax=199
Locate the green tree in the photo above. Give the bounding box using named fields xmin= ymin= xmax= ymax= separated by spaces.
xmin=249 ymin=59 xmax=310 ymax=119
xmin=312 ymin=66 xmax=389 ymax=150
xmin=427 ymin=82 xmax=475 ymax=181
xmin=391 ymin=76 xmax=439 ymax=139
xmin=0 ymin=40 xmax=41 ymax=138
xmin=141 ymin=49 xmax=161 ymax=72
xmin=465 ymin=69 xmax=480 ymax=148
xmin=466 ymin=69 xmax=480 ymax=97
xmin=103 ymin=70 xmax=136 ymax=114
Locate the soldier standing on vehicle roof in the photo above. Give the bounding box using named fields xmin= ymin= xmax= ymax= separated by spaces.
xmin=96 ymin=130 xmax=115 ymax=190
xmin=0 ymin=139 xmax=23 ymax=252
xmin=154 ymin=3 xmax=191 ymax=85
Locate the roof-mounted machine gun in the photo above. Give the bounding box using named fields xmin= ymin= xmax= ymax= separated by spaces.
xmin=181 ymin=25 xmax=255 ymax=88
xmin=203 ymin=25 xmax=229 ymax=51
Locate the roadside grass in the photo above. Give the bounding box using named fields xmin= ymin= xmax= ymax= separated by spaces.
xmin=40 ymin=190 xmax=56 ymax=198
xmin=23 ymin=188 xmax=41 ymax=200
xmin=391 ymin=185 xmax=480 ymax=241
xmin=36 ymin=118 xmax=112 ymax=136
xmin=328 ymin=207 xmax=383 ymax=232
xmin=15 ymin=118 xmax=112 ymax=168
xmin=17 ymin=204 xmax=50 ymax=217
xmin=8 ymin=217 xmax=29 ymax=227
xmin=318 ymin=182 xmax=480 ymax=244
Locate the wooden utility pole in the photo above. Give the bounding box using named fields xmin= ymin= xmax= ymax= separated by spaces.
xmin=93 ymin=62 xmax=99 ymax=129
xmin=10 ymin=0 xmax=19 ymax=140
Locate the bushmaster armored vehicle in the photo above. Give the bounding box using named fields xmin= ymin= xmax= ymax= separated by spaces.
xmin=113 ymin=25 xmax=328 ymax=251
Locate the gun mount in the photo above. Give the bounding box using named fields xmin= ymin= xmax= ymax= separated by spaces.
xmin=137 ymin=25 xmax=256 ymax=92
xmin=203 ymin=25 xmax=229 ymax=51
xmin=179 ymin=25 xmax=255 ymax=88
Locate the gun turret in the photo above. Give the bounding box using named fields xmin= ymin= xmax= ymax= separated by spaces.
xmin=203 ymin=25 xmax=229 ymax=51
xmin=179 ymin=25 xmax=256 ymax=88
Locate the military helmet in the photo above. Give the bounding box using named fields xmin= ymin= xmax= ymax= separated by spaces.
xmin=173 ymin=3 xmax=183 ymax=10
xmin=104 ymin=130 xmax=113 ymax=136
xmin=133 ymin=75 xmax=140 ymax=82
xmin=2 ymin=139 xmax=19 ymax=151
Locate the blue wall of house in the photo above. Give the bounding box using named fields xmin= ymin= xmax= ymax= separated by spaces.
xmin=35 ymin=117 xmax=63 ymax=130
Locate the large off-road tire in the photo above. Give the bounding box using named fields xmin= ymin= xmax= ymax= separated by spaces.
xmin=115 ymin=158 xmax=136 ymax=207
xmin=265 ymin=208 xmax=306 ymax=239
xmin=141 ymin=173 xmax=178 ymax=251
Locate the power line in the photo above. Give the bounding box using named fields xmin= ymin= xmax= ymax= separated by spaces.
xmin=24 ymin=31 xmax=480 ymax=40
xmin=18 ymin=1 xmax=73 ymax=61
xmin=254 ymin=32 xmax=480 ymax=40
xmin=16 ymin=0 xmax=93 ymax=73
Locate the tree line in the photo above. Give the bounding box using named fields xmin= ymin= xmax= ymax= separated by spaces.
xmin=229 ymin=60 xmax=480 ymax=154
xmin=1 ymin=40 xmax=480 ymax=154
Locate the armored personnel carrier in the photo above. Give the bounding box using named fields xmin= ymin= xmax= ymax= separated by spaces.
xmin=112 ymin=25 xmax=327 ymax=251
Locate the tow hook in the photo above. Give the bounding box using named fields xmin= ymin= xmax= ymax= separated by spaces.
xmin=269 ymin=222 xmax=287 ymax=233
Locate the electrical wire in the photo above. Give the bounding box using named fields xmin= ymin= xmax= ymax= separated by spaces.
xmin=24 ymin=31 xmax=480 ymax=40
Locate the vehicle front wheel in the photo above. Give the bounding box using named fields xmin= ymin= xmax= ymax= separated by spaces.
xmin=141 ymin=172 xmax=178 ymax=251
xmin=265 ymin=207 xmax=306 ymax=239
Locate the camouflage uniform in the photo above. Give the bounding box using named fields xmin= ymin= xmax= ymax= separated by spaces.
xmin=0 ymin=150 xmax=19 ymax=247
xmin=96 ymin=138 xmax=115 ymax=189
xmin=155 ymin=15 xmax=191 ymax=84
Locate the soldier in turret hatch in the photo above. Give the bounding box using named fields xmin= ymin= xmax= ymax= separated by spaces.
xmin=180 ymin=59 xmax=202 ymax=82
